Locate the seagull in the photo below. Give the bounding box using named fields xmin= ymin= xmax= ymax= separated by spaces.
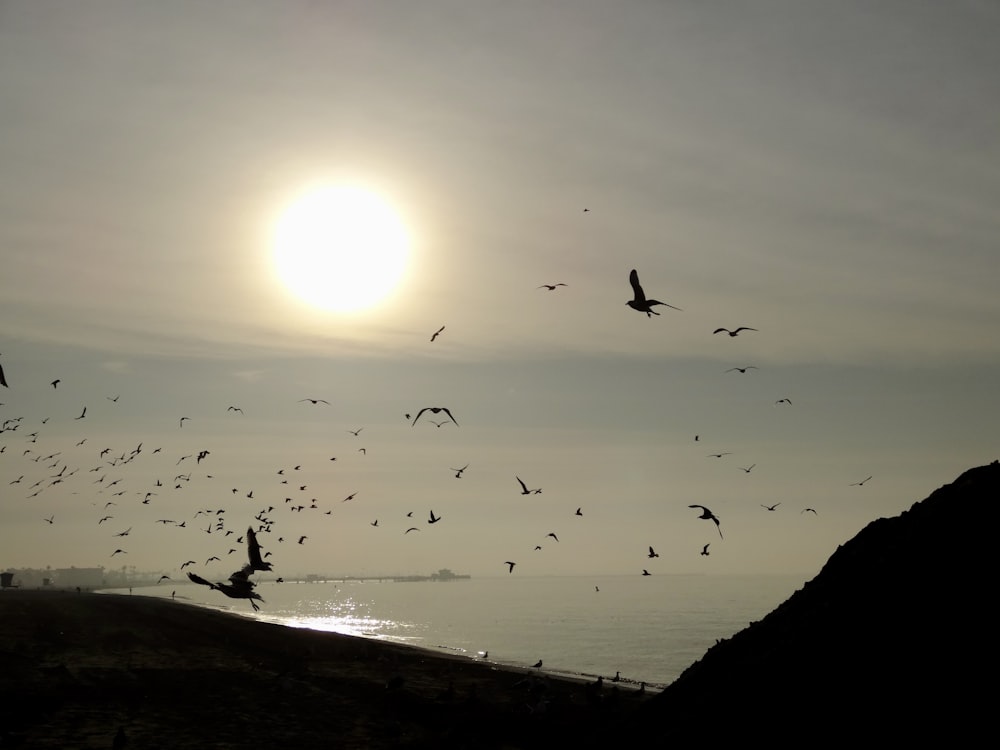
xmin=430 ymin=326 xmax=445 ymax=342
xmin=642 ymin=569 xmax=651 ymax=576
xmin=405 ymin=527 xmax=420 ymax=534
xmin=450 ymin=464 xmax=469 ymax=478
xmin=802 ymin=508 xmax=818 ymax=514
xmin=761 ymin=503 xmax=780 ymax=511
xmin=298 ymin=398 xmax=330 ymax=405
xmin=186 ymin=566 xmax=265 ymax=611
xmin=701 ymin=544 xmax=710 ymax=556
xmin=707 ymin=453 xmax=732 ymax=459
xmin=74 ymin=407 xmax=86 ymax=420
xmin=775 ymin=398 xmax=792 ymax=405
xmin=504 ymin=561 xmax=516 ymax=573
xmin=725 ymin=366 xmax=758 ymax=373
xmin=246 ymin=527 xmax=272 ymax=572
xmin=626 ymin=269 xmax=681 ymax=316
xmin=179 ymin=417 xmax=190 ymax=427
xmin=738 ymin=464 xmax=756 ymax=473
xmin=43 ymin=515 xmax=54 ymax=524
xmin=531 ymin=660 xmax=543 ymax=668
xmin=850 ymin=476 xmax=873 ymax=486
xmin=546 ymin=532 xmax=559 ymax=542
xmin=713 ymin=327 xmax=757 ymax=337
xmin=51 ymin=379 xmax=61 ymax=388
xmin=537 ymin=283 xmax=567 ymax=291
xmin=227 ymin=406 xmax=243 ymax=414
xmin=516 ymin=476 xmax=542 ymax=495
xmin=347 ymin=427 xmax=363 ymax=436
xmin=647 ymin=546 xmax=659 ymax=559
xmin=688 ymin=504 xmax=723 ymax=539
xmin=297 ymin=536 xmax=307 ymax=544
xmin=575 ymin=507 xmax=583 ymax=516
xmin=411 ymin=407 xmax=459 ymax=427
xmin=428 ymin=510 xmax=442 ymax=524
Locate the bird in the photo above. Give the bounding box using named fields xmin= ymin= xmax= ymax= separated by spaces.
xmin=370 ymin=520 xmax=379 ymax=527
xmin=688 ymin=504 xmax=723 ymax=539
xmin=738 ymin=464 xmax=756 ymax=473
xmin=725 ymin=366 xmax=758 ymax=373
xmin=642 ymin=569 xmax=651 ymax=576
xmin=516 ymin=476 xmax=541 ymax=495
xmin=761 ymin=503 xmax=780 ymax=511
xmin=51 ymin=379 xmax=60 ymax=388
xmin=531 ymin=659 xmax=543 ymax=668
xmin=713 ymin=327 xmax=757 ymax=337
xmin=298 ymin=398 xmax=330 ymax=405
xmin=246 ymin=527 xmax=272 ymax=572
xmin=411 ymin=407 xmax=459 ymax=427
xmin=179 ymin=417 xmax=190 ymax=427
xmin=575 ymin=507 xmax=583 ymax=516
xmin=546 ymin=532 xmax=559 ymax=542
xmin=450 ymin=464 xmax=469 ymax=478
xmin=227 ymin=406 xmax=243 ymax=414
xmin=802 ymin=508 xmax=818 ymax=514
xmin=707 ymin=453 xmax=732 ymax=459
xmin=186 ymin=566 xmax=265 ymax=611
xmin=775 ymin=398 xmax=792 ymax=405
xmin=74 ymin=407 xmax=86 ymax=420
xmin=701 ymin=544 xmax=710 ymax=556
xmin=504 ymin=561 xmax=516 ymax=573
xmin=405 ymin=527 xmax=420 ymax=534
xmin=347 ymin=427 xmax=363 ymax=436
xmin=850 ymin=476 xmax=873 ymax=486
xmin=43 ymin=515 xmax=54 ymax=524
xmin=538 ymin=283 xmax=567 ymax=291
xmin=626 ymin=269 xmax=681 ymax=316
xmin=297 ymin=536 xmax=307 ymax=544
xmin=430 ymin=326 xmax=445 ymax=342
xmin=428 ymin=510 xmax=442 ymax=524
xmin=647 ymin=546 xmax=659 ymax=559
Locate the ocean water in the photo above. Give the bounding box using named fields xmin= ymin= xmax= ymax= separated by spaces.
xmin=104 ymin=573 xmax=803 ymax=688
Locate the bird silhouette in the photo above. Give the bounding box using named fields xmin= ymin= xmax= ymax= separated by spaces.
xmin=761 ymin=503 xmax=780 ymax=511
xmin=51 ymin=379 xmax=60 ymax=388
xmin=739 ymin=464 xmax=756 ymax=473
xmin=688 ymin=504 xmax=723 ymax=538
xmin=647 ymin=546 xmax=659 ymax=559
xmin=850 ymin=476 xmax=873 ymax=486
xmin=701 ymin=544 xmax=710 ymax=556
xmin=504 ymin=561 xmax=516 ymax=573
xmin=713 ymin=327 xmax=757 ymax=337
xmin=298 ymin=398 xmax=330 ymax=405
xmin=531 ymin=659 xmax=543 ymax=668
xmin=726 ymin=366 xmax=758 ymax=373
xmin=546 ymin=532 xmax=559 ymax=542
xmin=347 ymin=427 xmax=363 ymax=436
xmin=538 ymin=283 xmax=567 ymax=291
xmin=626 ymin=269 xmax=681 ymax=316
xmin=428 ymin=510 xmax=442 ymax=524
xmin=74 ymin=407 xmax=86 ymax=420
xmin=642 ymin=569 xmax=651 ymax=576
xmin=430 ymin=326 xmax=445 ymax=342
xmin=516 ymin=476 xmax=542 ymax=495
xmin=802 ymin=508 xmax=818 ymax=514
xmin=411 ymin=407 xmax=459 ymax=427
xmin=775 ymin=398 xmax=792 ymax=405
xmin=246 ymin=527 xmax=272 ymax=572
xmin=451 ymin=464 xmax=468 ymax=478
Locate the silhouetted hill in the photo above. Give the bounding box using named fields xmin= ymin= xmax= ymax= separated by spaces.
xmin=629 ymin=461 xmax=996 ymax=744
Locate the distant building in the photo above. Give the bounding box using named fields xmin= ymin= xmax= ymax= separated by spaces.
xmin=1 ymin=572 xmax=17 ymax=589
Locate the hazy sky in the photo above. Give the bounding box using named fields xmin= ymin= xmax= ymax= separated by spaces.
xmin=2 ymin=0 xmax=998 ymax=581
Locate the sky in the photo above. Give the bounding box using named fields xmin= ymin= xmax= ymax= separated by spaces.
xmin=1 ymin=0 xmax=998 ymax=582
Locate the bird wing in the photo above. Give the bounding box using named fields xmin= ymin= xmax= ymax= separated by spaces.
xmin=186 ymin=572 xmax=216 ymax=588
xmin=440 ymin=407 xmax=459 ymax=426
xmin=628 ymin=269 xmax=646 ymax=304
xmin=411 ymin=407 xmax=430 ymax=426
xmin=713 ymin=328 xmax=729 ymax=335
xmin=516 ymin=476 xmax=528 ymax=492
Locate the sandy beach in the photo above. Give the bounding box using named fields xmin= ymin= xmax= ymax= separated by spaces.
xmin=0 ymin=589 xmax=650 ymax=749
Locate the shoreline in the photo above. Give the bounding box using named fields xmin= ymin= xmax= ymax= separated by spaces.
xmin=0 ymin=588 xmax=653 ymax=748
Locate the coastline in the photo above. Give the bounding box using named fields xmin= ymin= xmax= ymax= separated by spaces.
xmin=0 ymin=588 xmax=651 ymax=749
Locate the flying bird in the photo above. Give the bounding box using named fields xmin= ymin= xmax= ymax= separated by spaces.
xmin=802 ymin=508 xmax=818 ymax=514
xmin=761 ymin=503 xmax=781 ymax=511
xmin=298 ymin=398 xmax=330 ymax=405
xmin=74 ymin=407 xmax=86 ymax=420
xmin=850 ymin=476 xmax=873 ymax=486
xmin=450 ymin=464 xmax=469 ymax=478
xmin=516 ymin=476 xmax=542 ymax=495
xmin=51 ymin=379 xmax=61 ymax=388
xmin=688 ymin=504 xmax=723 ymax=539
xmin=246 ymin=527 xmax=272 ymax=572
xmin=775 ymin=398 xmax=793 ymax=405
xmin=227 ymin=406 xmax=243 ymax=414
xmin=179 ymin=417 xmax=190 ymax=427
xmin=713 ymin=327 xmax=757 ymax=337
xmin=647 ymin=546 xmax=659 ymax=559
xmin=701 ymin=544 xmax=710 ymax=556
xmin=405 ymin=527 xmax=420 ymax=534
xmin=738 ymin=464 xmax=756 ymax=473
xmin=186 ymin=566 xmax=265 ymax=611
xmin=546 ymin=532 xmax=559 ymax=542
xmin=538 ymin=283 xmax=567 ymax=291
xmin=642 ymin=569 xmax=651 ymax=576
xmin=428 ymin=510 xmax=442 ymax=524
xmin=626 ymin=269 xmax=681 ymax=317
xmin=726 ymin=366 xmax=758 ymax=373
xmin=347 ymin=427 xmax=363 ymax=436
xmin=430 ymin=326 xmax=445 ymax=342
xmin=411 ymin=407 xmax=459 ymax=427
xmin=504 ymin=561 xmax=516 ymax=573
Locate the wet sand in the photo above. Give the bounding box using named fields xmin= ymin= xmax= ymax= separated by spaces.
xmin=0 ymin=589 xmax=650 ymax=749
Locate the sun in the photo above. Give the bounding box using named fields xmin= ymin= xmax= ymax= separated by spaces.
xmin=271 ymin=184 xmax=411 ymax=313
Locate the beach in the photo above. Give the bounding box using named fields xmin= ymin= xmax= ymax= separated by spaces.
xmin=0 ymin=589 xmax=649 ymax=749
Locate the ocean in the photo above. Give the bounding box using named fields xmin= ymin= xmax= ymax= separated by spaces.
xmin=103 ymin=573 xmax=804 ymax=689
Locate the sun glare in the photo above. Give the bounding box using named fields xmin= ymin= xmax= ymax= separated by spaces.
xmin=271 ymin=185 xmax=411 ymax=313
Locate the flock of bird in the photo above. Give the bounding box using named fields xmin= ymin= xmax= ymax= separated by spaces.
xmin=1 ymin=268 xmax=874 ymax=610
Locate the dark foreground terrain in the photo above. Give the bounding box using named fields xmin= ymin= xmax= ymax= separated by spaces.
xmin=2 ymin=461 xmax=994 ymax=747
